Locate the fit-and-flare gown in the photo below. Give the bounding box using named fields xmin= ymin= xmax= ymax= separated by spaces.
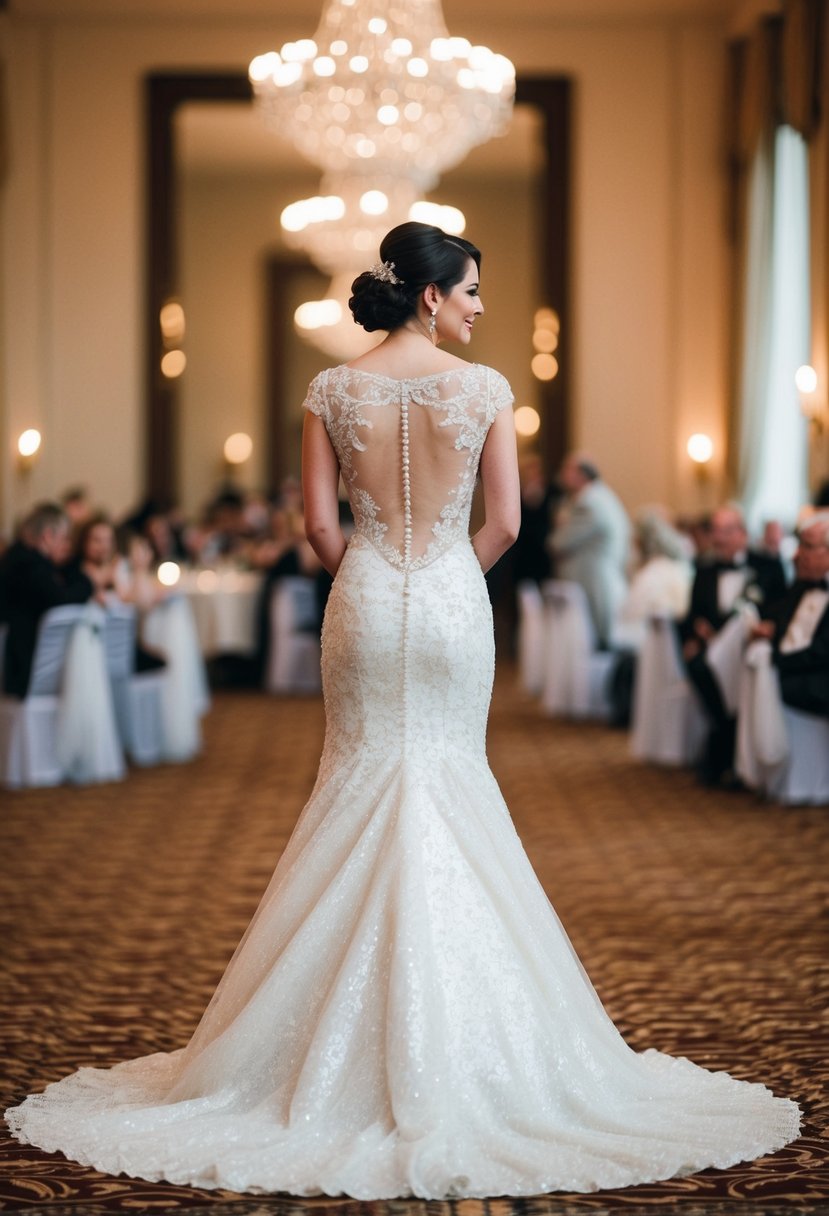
xmin=6 ymin=364 xmax=800 ymax=1198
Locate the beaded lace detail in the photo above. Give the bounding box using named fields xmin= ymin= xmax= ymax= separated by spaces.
xmin=302 ymin=364 xmax=513 ymax=573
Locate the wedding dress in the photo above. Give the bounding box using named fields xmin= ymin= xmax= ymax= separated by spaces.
xmin=5 ymin=363 xmax=800 ymax=1199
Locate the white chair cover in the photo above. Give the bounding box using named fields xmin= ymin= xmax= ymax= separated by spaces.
xmin=266 ymin=577 xmax=321 ymax=695
xmin=736 ymin=640 xmax=829 ymax=804
xmin=143 ymin=595 xmax=210 ymax=761
xmin=540 ymin=580 xmax=614 ymax=720
xmin=705 ymin=605 xmax=757 ymax=716
xmin=103 ymin=602 xmax=165 ymax=767
xmin=516 ymin=581 xmax=544 ymax=695
xmin=56 ymin=605 xmax=125 ymax=784
xmin=630 ymin=614 xmax=707 ymax=766
xmin=0 ymin=605 xmax=91 ymax=788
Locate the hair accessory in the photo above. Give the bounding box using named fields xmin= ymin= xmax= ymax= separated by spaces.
xmin=368 ymin=260 xmax=403 ymax=285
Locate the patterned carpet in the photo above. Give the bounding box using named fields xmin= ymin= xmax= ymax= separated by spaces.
xmin=1 ymin=674 xmax=828 ymax=1215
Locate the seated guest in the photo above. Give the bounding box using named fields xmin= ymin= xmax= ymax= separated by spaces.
xmin=548 ymin=452 xmax=630 ymax=647
xmin=752 ymin=512 xmax=829 ymax=717
xmin=71 ymin=515 xmax=166 ymax=673
xmin=615 ymin=507 xmax=693 ymax=647
xmin=60 ymin=485 xmax=93 ymax=535
xmin=680 ymin=503 xmax=787 ymax=784
xmin=0 ymin=502 xmax=104 ymax=697
xmin=513 ymin=454 xmax=561 ymax=585
xmin=250 ymin=483 xmax=321 ymax=681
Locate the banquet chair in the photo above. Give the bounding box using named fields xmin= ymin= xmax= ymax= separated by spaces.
xmin=143 ymin=595 xmax=209 ymax=761
xmin=516 ymin=580 xmax=544 ymax=695
xmin=56 ymin=603 xmax=125 ymax=784
xmin=630 ymin=614 xmax=707 ymax=766
xmin=736 ymin=640 xmax=829 ymax=805
xmin=104 ymin=601 xmax=168 ymax=765
xmin=266 ymin=577 xmax=321 ymax=694
xmin=0 ymin=604 xmax=117 ymax=788
xmin=540 ymin=580 xmax=615 ymax=720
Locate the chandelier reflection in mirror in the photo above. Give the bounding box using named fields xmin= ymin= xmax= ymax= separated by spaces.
xmin=250 ymin=0 xmax=515 ymax=357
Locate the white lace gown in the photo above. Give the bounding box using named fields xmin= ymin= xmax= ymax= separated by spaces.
xmin=5 ymin=364 xmax=800 ymax=1198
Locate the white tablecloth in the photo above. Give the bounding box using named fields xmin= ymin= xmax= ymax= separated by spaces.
xmin=178 ymin=569 xmax=263 ymax=657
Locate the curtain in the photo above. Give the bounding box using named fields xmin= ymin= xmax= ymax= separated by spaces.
xmin=737 ymin=125 xmax=810 ymax=530
xmin=728 ymin=5 xmax=823 ymax=524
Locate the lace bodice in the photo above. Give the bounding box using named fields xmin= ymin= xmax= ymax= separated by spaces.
xmin=303 ymin=363 xmax=513 ymax=571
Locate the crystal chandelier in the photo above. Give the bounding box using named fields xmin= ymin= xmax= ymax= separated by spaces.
xmin=249 ymin=0 xmax=514 ymax=357
xmin=249 ymin=0 xmax=515 ymax=191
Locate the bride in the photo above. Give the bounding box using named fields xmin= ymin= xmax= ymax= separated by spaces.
xmin=5 ymin=222 xmax=800 ymax=1199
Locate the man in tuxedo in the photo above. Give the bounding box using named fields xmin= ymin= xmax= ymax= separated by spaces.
xmin=680 ymin=504 xmax=787 ymax=784
xmin=548 ymin=453 xmax=630 ymax=647
xmin=753 ymin=512 xmax=829 ymax=717
xmin=0 ymin=502 xmax=98 ymax=697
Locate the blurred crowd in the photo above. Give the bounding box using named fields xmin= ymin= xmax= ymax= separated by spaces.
xmin=2 ymin=465 xmax=828 ymax=798
xmin=515 ymin=454 xmax=829 ymax=789
xmin=0 ymin=479 xmax=336 ymax=700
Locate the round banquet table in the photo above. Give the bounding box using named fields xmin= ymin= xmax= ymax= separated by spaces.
xmin=178 ymin=567 xmax=263 ymax=657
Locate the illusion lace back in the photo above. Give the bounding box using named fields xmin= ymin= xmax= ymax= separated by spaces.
xmin=6 ymin=362 xmax=800 ymax=1199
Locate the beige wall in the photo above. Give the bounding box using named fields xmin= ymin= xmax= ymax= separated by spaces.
xmin=1 ymin=8 xmax=732 ymax=533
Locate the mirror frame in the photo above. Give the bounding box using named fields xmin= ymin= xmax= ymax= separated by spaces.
xmin=145 ymin=70 xmax=571 ymax=503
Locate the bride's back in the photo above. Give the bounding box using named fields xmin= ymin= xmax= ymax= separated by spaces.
xmin=303 ymin=363 xmax=512 ymax=571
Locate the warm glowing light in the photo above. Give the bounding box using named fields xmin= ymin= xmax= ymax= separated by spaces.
xmin=795 ymin=364 xmax=818 ymax=394
xmin=360 ymin=189 xmax=389 ymax=215
xmin=159 ymin=301 xmax=185 ymax=342
xmin=18 ymin=428 xmax=42 ymax=458
xmin=687 ymin=433 xmax=713 ymax=464
xmin=514 ymin=406 xmax=540 ymax=437
xmin=280 ymin=194 xmax=346 ymax=232
xmin=534 ymin=307 xmax=559 ymax=331
xmin=408 ymin=201 xmax=465 ymax=233
xmin=531 ymin=353 xmax=558 ymax=381
xmin=158 ymin=561 xmax=181 ymax=587
xmin=160 ymin=350 xmax=187 ymax=378
xmin=294 ymin=299 xmax=343 ymax=330
xmin=533 ymin=328 xmax=558 ymax=353
xmin=224 ymin=432 xmax=254 ymax=465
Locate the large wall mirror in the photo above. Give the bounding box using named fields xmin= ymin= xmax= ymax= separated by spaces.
xmin=145 ymin=72 xmax=571 ymax=514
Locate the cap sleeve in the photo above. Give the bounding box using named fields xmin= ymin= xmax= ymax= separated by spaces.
xmin=485 ymin=367 xmax=514 ymax=423
xmin=301 ymin=370 xmax=329 ymax=420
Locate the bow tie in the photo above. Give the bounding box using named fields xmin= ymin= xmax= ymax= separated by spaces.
xmin=796 ymin=578 xmax=828 ymax=592
xmin=714 ymin=561 xmax=742 ymax=573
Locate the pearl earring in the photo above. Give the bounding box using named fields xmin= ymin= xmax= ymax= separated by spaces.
xmin=429 ymin=309 xmax=437 ymax=340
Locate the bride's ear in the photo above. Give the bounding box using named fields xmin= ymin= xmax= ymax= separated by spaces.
xmin=422 ymin=283 xmax=441 ymax=312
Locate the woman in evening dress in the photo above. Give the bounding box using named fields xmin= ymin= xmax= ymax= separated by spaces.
xmin=5 ymin=222 xmax=800 ymax=1199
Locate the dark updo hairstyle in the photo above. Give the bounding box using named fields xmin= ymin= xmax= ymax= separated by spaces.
xmin=349 ymin=221 xmax=481 ymax=333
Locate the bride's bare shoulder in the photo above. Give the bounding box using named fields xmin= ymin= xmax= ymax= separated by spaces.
xmin=340 ymin=334 xmax=482 ymax=381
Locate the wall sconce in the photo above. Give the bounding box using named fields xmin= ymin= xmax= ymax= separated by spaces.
xmin=795 ymin=364 xmax=826 ymax=435
xmin=687 ymin=432 xmax=713 ymax=481
xmin=513 ymin=405 xmax=540 ymax=438
xmin=17 ymin=428 xmax=42 ymax=472
xmin=223 ymin=432 xmax=253 ymax=467
xmin=531 ymin=307 xmax=559 ymax=382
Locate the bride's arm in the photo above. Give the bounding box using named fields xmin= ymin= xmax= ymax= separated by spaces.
xmin=302 ymin=413 xmax=347 ymax=577
xmin=472 ymin=406 xmax=521 ymax=574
